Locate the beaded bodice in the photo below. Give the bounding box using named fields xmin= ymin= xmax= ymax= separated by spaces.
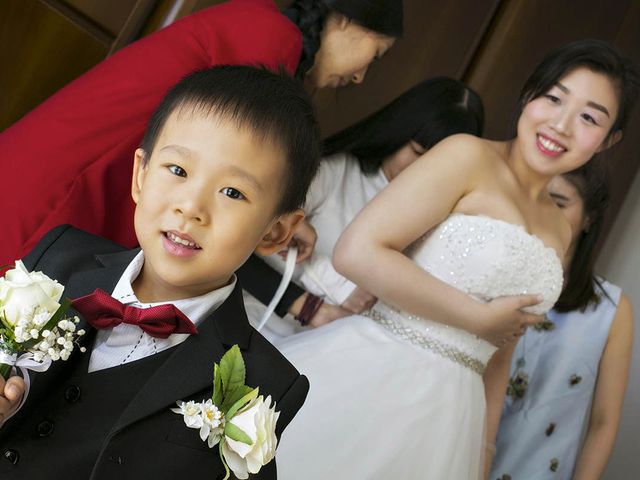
xmin=370 ymin=214 xmax=564 ymax=371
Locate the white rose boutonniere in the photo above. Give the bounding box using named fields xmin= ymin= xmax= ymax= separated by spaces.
xmin=0 ymin=260 xmax=86 ymax=379
xmin=171 ymin=345 xmax=279 ymax=479
xmin=222 ymin=395 xmax=279 ymax=478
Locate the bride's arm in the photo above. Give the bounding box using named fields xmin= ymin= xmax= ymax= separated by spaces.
xmin=333 ymin=134 xmax=541 ymax=343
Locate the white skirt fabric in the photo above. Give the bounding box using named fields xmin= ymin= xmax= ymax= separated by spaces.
xmin=274 ymin=314 xmax=486 ymax=480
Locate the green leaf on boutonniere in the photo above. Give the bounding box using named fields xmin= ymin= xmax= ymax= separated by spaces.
xmin=224 ymin=422 xmax=253 ymax=445
xmin=0 ymin=315 xmax=17 ymax=345
xmin=222 ymin=384 xmax=255 ymax=414
xmin=0 ymin=314 xmax=13 ymax=331
xmin=218 ymin=345 xmax=247 ymax=412
xmin=226 ymin=386 xmax=259 ymax=420
xmin=212 ymin=363 xmax=223 ymax=408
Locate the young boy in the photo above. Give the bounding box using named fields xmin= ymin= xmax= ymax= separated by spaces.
xmin=0 ymin=65 xmax=320 ymax=479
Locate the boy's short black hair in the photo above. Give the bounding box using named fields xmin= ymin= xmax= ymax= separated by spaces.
xmin=140 ymin=65 xmax=321 ymax=214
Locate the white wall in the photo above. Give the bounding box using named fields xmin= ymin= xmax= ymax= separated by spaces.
xmin=598 ymin=171 xmax=640 ymax=479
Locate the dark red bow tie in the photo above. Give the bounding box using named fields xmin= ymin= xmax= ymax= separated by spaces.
xmin=72 ymin=288 xmax=198 ymax=339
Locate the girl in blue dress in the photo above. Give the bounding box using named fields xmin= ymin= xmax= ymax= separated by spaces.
xmin=491 ymin=162 xmax=634 ymax=479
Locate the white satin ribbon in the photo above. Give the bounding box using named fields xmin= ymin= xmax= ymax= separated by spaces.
xmin=256 ymin=246 xmax=298 ymax=332
xmin=0 ymin=350 xmax=52 ymax=394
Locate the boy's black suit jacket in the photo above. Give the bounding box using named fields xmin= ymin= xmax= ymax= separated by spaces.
xmin=0 ymin=225 xmax=309 ymax=480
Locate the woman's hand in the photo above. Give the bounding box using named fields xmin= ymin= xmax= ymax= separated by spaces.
xmin=279 ymin=220 xmax=317 ymax=263
xmin=475 ymin=294 xmax=544 ymax=346
xmin=288 ymin=292 xmax=352 ymax=328
xmin=341 ymin=287 xmax=377 ymax=314
xmin=308 ymin=302 xmax=352 ymax=328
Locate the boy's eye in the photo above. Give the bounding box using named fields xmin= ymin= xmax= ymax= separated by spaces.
xmin=221 ymin=187 xmax=245 ymax=200
xmin=168 ymin=165 xmax=187 ymax=177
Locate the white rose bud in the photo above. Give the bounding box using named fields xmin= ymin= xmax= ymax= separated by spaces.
xmin=0 ymin=261 xmax=63 ymax=327
xmin=222 ymin=396 xmax=279 ymax=479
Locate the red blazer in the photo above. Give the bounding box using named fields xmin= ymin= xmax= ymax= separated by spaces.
xmin=0 ymin=0 xmax=301 ymax=265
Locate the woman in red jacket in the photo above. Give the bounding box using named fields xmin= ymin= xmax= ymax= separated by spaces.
xmin=0 ymin=0 xmax=402 ymax=265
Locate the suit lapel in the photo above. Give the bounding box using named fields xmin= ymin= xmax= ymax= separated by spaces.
xmin=109 ymin=283 xmax=254 ymax=435
xmin=64 ymin=249 xmax=139 ymax=300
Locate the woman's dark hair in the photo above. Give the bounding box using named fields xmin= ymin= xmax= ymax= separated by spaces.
xmin=554 ymin=161 xmax=612 ymax=312
xmin=322 ymin=77 xmax=484 ymax=174
xmin=284 ymin=0 xmax=404 ymax=76
xmin=516 ymin=39 xmax=639 ymax=140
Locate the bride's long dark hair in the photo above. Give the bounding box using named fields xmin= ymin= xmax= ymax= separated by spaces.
xmin=283 ymin=0 xmax=404 ymax=77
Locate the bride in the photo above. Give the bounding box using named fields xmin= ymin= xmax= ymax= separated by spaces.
xmin=274 ymin=39 xmax=637 ymax=479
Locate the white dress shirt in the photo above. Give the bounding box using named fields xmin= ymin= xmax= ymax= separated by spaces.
xmin=88 ymin=250 xmax=236 ymax=372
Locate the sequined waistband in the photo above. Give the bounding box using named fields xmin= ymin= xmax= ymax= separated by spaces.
xmin=366 ymin=308 xmax=488 ymax=375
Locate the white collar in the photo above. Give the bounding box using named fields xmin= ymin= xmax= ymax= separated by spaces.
xmin=111 ymin=250 xmax=237 ymax=326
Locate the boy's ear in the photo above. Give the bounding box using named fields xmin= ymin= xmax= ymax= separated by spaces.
xmin=597 ymin=130 xmax=623 ymax=153
xmin=255 ymin=209 xmax=305 ymax=256
xmin=131 ymin=148 xmax=148 ymax=204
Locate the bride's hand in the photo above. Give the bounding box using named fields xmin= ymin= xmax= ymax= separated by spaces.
xmin=477 ymin=294 xmax=544 ymax=347
xmin=341 ymin=287 xmax=377 ymax=314
xmin=309 ymin=303 xmax=352 ymax=328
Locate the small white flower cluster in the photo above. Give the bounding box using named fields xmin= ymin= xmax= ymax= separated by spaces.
xmin=28 ymin=316 xmax=86 ymax=362
xmin=12 ymin=305 xmax=59 ymax=343
xmin=172 ymin=399 xmax=225 ymax=448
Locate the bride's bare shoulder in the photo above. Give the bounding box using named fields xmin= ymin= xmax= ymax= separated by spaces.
xmin=430 ymin=134 xmax=507 ymax=171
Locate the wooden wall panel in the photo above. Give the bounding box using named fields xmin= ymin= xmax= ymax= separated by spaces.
xmin=64 ymin=0 xmax=140 ymax=36
xmin=0 ymin=0 xmax=108 ymax=129
xmin=604 ymin=0 xmax=640 ymax=240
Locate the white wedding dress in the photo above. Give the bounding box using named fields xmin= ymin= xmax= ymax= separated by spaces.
xmin=274 ymin=214 xmax=563 ymax=480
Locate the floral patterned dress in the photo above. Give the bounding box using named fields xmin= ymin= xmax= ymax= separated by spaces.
xmin=490 ymin=279 xmax=621 ymax=480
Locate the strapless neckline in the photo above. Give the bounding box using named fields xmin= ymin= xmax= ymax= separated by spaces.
xmin=447 ymin=213 xmax=562 ymax=265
